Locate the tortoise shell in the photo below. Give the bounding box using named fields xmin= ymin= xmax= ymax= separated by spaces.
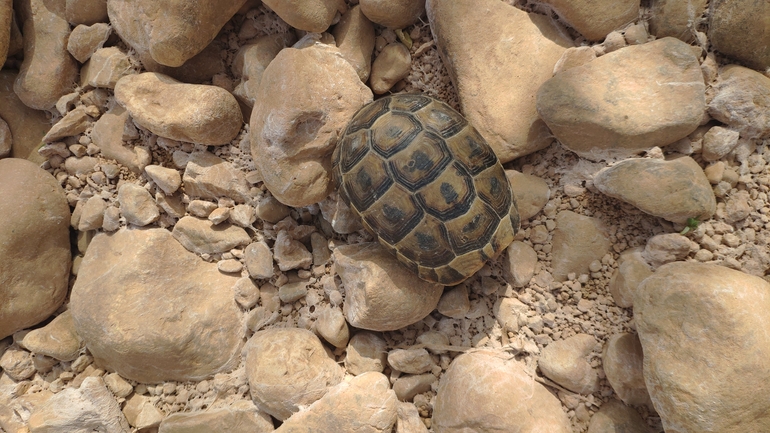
xmin=333 ymin=94 xmax=520 ymax=285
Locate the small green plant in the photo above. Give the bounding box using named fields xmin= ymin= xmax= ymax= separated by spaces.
xmin=680 ymin=217 xmax=700 ymax=235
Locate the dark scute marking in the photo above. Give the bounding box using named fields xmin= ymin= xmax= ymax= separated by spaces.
xmin=356 ymin=169 xmax=372 ymax=191
xmin=463 ymin=214 xmax=482 ymax=233
xmin=440 ymin=182 xmax=458 ymax=204
xmin=371 ymin=112 xmax=422 ymax=158
xmin=406 ymin=150 xmax=433 ymax=172
xmin=439 ymin=266 xmax=467 ymax=286
xmin=489 ymin=176 xmax=501 ymax=197
xmin=391 ymin=94 xmax=432 ymax=112
xmin=462 ymin=134 xmax=497 ymax=175
xmin=346 ymin=98 xmax=390 ymax=133
xmin=416 ymin=232 xmax=439 ymax=251
xmin=382 ymin=204 xmax=405 ymax=223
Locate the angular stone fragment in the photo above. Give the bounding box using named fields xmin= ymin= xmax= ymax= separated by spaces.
xmin=183 ymin=151 xmax=250 ymax=202
xmin=642 ymin=233 xmax=693 ymax=269
xmin=427 ymin=0 xmax=572 ymax=163
xmin=388 ymin=348 xmax=434 ymax=375
xmin=433 ymin=350 xmax=571 ymax=432
xmin=232 ymin=33 xmax=296 ymax=108
xmin=0 ymin=159 xmax=70 ymax=340
xmin=172 ymin=216 xmax=251 ymax=255
xmin=593 ymin=156 xmax=716 ymax=224
xmin=250 ymin=44 xmax=372 ymax=207
xmin=702 ymin=125 xmax=740 ymax=161
xmin=393 ymin=374 xmax=435 ymax=402
xmin=708 ymin=65 xmax=770 ymax=139
xmin=334 ymin=243 xmax=443 ymax=331
xmin=91 ymin=104 xmax=151 ymax=173
xmin=158 ymin=401 xmax=273 ymax=433
xmin=261 ymin=0 xmax=343 ymax=32
xmin=370 ymin=42 xmax=411 ymax=94
xmin=123 ymin=393 xmax=163 ymax=430
xmin=503 ymin=241 xmax=537 ymax=288
xmin=0 ymin=347 xmax=35 ymax=380
xmin=636 ymin=262 xmax=770 ymax=432
xmin=118 ymin=183 xmax=160 ymax=226
xmin=274 ymin=231 xmax=313 ymax=271
xmin=602 ymin=333 xmax=652 ymax=407
xmin=70 ymin=228 xmax=244 ymax=382
xmin=315 ymin=307 xmax=350 ymax=349
xmin=360 ymin=0 xmax=423 ymax=29
xmin=80 ymin=46 xmax=134 ymax=89
xmin=22 ymin=311 xmax=83 ymax=362
xmin=43 ymin=106 xmax=91 ymax=142
xmin=537 ymin=38 xmax=705 ymax=161
xmin=539 ymin=334 xmax=600 ymax=394
xmin=345 ymin=331 xmax=388 ymax=375
xmin=66 ymin=0 xmax=109 ymax=25
xmin=67 ymin=23 xmax=111 ymax=63
xmin=608 ymin=248 xmax=651 ymax=308
xmin=144 ymin=164 xmax=181 ymax=195
xmin=541 ymin=0 xmax=638 ymax=41
xmin=550 ymin=211 xmax=610 ymax=281
xmin=333 ymin=5 xmax=375 ymax=82
xmin=115 ymin=73 xmax=243 ymax=145
xmin=709 ymin=0 xmax=770 ymax=71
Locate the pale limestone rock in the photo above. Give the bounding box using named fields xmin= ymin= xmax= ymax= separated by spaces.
xmin=649 ymin=0 xmax=707 ymax=43
xmin=0 ymin=71 xmax=49 ymax=162
xmin=586 ymin=400 xmax=649 ymax=433
xmin=345 ymin=331 xmax=388 ymax=375
xmin=245 ymin=328 xmax=344 ymax=420
xmin=636 ymin=262 xmax=770 ymax=432
xmin=22 ymin=311 xmax=83 ymax=361
xmin=427 ymin=0 xmax=572 ymax=163
xmin=388 ymin=348 xmax=434 ymax=374
xmin=550 ymin=210 xmax=610 ymax=281
xmin=709 ymin=0 xmax=770 ymax=71
xmin=539 ymin=334 xmax=600 ymax=394
xmin=70 ymin=228 xmax=244 ymax=382
xmin=80 ymin=46 xmax=134 ymax=89
xmin=14 ymin=0 xmax=79 ymax=110
xmin=230 ymin=204 xmax=256 ymax=228
xmin=145 ymin=164 xmax=181 ymax=195
xmin=602 ymin=333 xmax=652 ymax=407
xmin=65 ymin=0 xmax=108 ymax=25
xmin=217 ymin=258 xmax=242 ymax=274
xmin=43 ymin=106 xmax=91 ymax=142
xmin=311 ymin=232 xmax=331 ymax=266
xmin=123 ymin=393 xmax=163 ymax=430
xmin=232 ymin=33 xmax=296 ymax=108
xmin=28 ymin=377 xmax=130 ymax=433
xmin=724 ymin=190 xmax=751 ymax=223
xmin=642 ymin=233 xmax=693 ymax=269
xmin=360 ymin=0 xmax=423 ymax=29
xmin=493 ymin=297 xmax=527 ymax=333
xmin=0 ymin=389 xmax=53 ymax=433
xmin=91 ymin=104 xmax=150 ymax=173
xmin=702 ymin=125 xmax=740 ymax=161
xmin=275 ymin=372 xmax=397 ymax=433
xmin=334 ymin=243 xmax=443 ymax=331
xmin=393 ymin=374 xmax=436 ymax=402
xmin=593 ymin=156 xmax=716 ymax=224
xmin=244 ymin=241 xmax=274 ymax=279
xmin=0 ymin=0 xmax=10 ymax=66
xmin=0 ymin=159 xmax=70 ymax=340
xmin=117 ymin=183 xmax=159 ymax=226
xmin=315 ymin=307 xmax=350 ymax=348
xmin=397 ymin=401 xmax=430 ymax=432
xmin=187 ymin=199 xmax=217 ymax=218
xmin=102 ymin=206 xmax=120 ymax=231
xmin=502 ymin=241 xmax=537 ymax=288
xmin=115 ymin=73 xmax=243 ymax=145
xmin=553 ymin=46 xmax=597 ymax=74
xmin=623 ymin=23 xmax=648 ymax=44
xmin=608 ymin=248 xmax=651 ymax=308
xmin=333 ymin=5 xmax=375 ymax=81
xmin=67 ymin=22 xmax=111 ymax=63
xmin=65 ymin=155 xmax=99 ymax=175
xmin=370 ymin=42 xmax=411 ymax=94
xmin=261 ymin=0 xmax=343 ymax=32
xmin=255 ymin=195 xmax=291 ymax=223
xmin=172 ymin=216 xmax=251 ymax=255
xmin=103 ymin=373 xmax=133 ymax=398
xmin=108 ymin=0 xmax=247 ymax=67
xmin=0 ymin=347 xmax=35 ymax=380
xmin=250 ymin=44 xmax=372 ymax=207
xmin=319 ymin=194 xmax=364 ymax=234
xmin=708 ymin=65 xmax=770 ymax=139
xmin=78 ymin=195 xmax=107 ymax=231
xmin=433 ymin=350 xmax=571 ymax=432
xmin=436 ymin=284 xmax=469 ymax=319
xmin=183 ymin=151 xmax=250 ymax=202
xmin=158 ymin=401 xmax=273 ymax=433
xmin=233 ymin=277 xmax=260 ymax=309
xmin=537 ymin=38 xmax=705 ymax=161
xmin=274 ymin=230 xmax=313 ymax=271
xmin=205 ymin=206 xmax=229 ymax=224
xmin=155 ymin=193 xmax=185 ymax=218
xmin=541 ymin=0 xmax=638 ymax=41
xmin=506 ymin=171 xmax=550 ymax=221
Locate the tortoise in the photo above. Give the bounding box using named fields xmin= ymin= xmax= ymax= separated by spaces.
xmin=332 ymin=94 xmax=520 ymax=286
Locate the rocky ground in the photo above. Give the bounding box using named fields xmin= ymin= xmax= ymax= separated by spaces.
xmin=1 ymin=0 xmax=769 ymax=432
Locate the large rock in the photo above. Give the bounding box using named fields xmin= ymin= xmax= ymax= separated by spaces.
xmin=261 ymin=0 xmax=343 ymax=32
xmin=14 ymin=0 xmax=79 ymax=110
xmin=593 ymin=156 xmax=716 ymax=224
xmin=0 ymin=0 xmax=10 ymax=66
xmin=540 ymin=0 xmax=639 ymax=41
xmin=537 ymin=37 xmax=705 ymax=161
xmin=158 ymin=401 xmax=273 ymax=433
xmin=232 ymin=33 xmax=296 ymax=108
xmin=0 ymin=71 xmax=49 ymax=162
xmin=602 ymin=333 xmax=652 ymax=407
xmin=115 ymin=72 xmax=243 ymax=145
xmin=70 ymin=228 xmax=244 ymax=383
xmin=332 ymin=5 xmax=375 ymax=82
xmin=172 ymin=216 xmax=251 ymax=255
xmin=635 ymin=262 xmax=770 ymax=432
xmin=709 ymin=0 xmax=770 ymax=71
xmin=0 ymin=158 xmax=70 ymax=340
xmin=550 ymin=210 xmax=610 ymax=281
xmin=333 ymin=243 xmax=443 ymax=331
xmin=108 ymin=0 xmax=247 ymax=67
xmin=708 ymin=65 xmax=770 ymax=139
xmin=360 ymin=0 xmax=424 ymax=29
xmin=427 ymin=0 xmax=572 ymax=163
xmin=433 ymin=350 xmax=571 ymax=432
xmin=649 ymin=0 xmax=708 ymax=43
xmin=538 ymin=333 xmax=600 ymax=394
xmin=250 ymin=44 xmax=372 ymax=207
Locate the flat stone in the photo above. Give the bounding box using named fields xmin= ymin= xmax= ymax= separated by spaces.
xmin=274 ymin=231 xmax=313 ymax=271
xmin=550 ymin=211 xmax=610 ymax=281
xmin=541 ymin=0 xmax=638 ymax=41
xmin=537 ymin=37 xmax=705 ymax=161
xmin=78 ymin=195 xmax=107 ymax=231
xmin=0 ymin=347 xmax=35 ymax=380
xmin=43 ymin=106 xmax=91 ymax=142
xmin=0 ymin=71 xmax=50 ymax=162
xmin=437 ymin=284 xmax=470 ymax=319
xmin=255 ymin=195 xmax=291 ymax=223
xmin=702 ymin=125 xmax=740 ymax=161
xmin=0 ymin=159 xmax=70 ymax=340
xmin=145 ymin=164 xmax=182 ymax=195
xmin=539 ymin=334 xmax=600 ymax=394
xmin=315 ymin=306 xmax=350 ymax=349
xmin=172 ymin=216 xmax=251 ymax=255
xmin=70 ymin=228 xmax=244 ymax=382
xmin=427 ymin=0 xmax=571 ymax=163
xmin=80 ymin=46 xmax=134 ymax=89
xmin=122 ymin=393 xmax=163 ymax=430
xmin=592 ymin=156 xmax=716 ymax=224
xmin=183 ymin=151 xmax=250 ymax=202
xmin=345 ymin=331 xmax=388 ymax=375
xmin=103 ymin=373 xmax=133 ymax=399
xmin=360 ymin=0 xmax=423 ymax=29
xmin=393 ymin=374 xmax=436 ymax=402
xmin=608 ymin=248 xmax=651 ymax=308
xmin=642 ymin=233 xmax=694 ymax=269
xmin=334 ymin=243 xmax=443 ymax=331
xmin=388 ymin=348 xmax=434 ymax=374
xmin=709 ymin=0 xmax=770 ymax=71
xmin=65 ymin=0 xmax=108 ymax=25
xmin=708 ymin=65 xmax=770 ymax=139
xmin=602 ymin=333 xmax=652 ymax=407
xmin=635 ymin=262 xmax=770 ymax=432
xmin=244 ymin=241 xmax=274 ymax=279
xmin=158 ymin=401 xmax=273 ymax=433
xmin=22 ymin=311 xmax=83 ymax=362
xmin=117 ymin=183 xmax=160 ymax=226
xmin=506 ymin=170 xmax=550 ymax=221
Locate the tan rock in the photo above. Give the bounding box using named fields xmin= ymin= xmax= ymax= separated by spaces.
xmin=117 ymin=183 xmax=160 ymax=226
xmin=642 ymin=233 xmax=694 ymax=268
xmin=70 ymin=228 xmax=244 ymax=382
xmin=360 ymin=0 xmax=424 ymax=29
xmin=115 ymin=73 xmax=243 ymax=145
xmin=396 ymin=401 xmax=430 ymax=433
xmin=145 ymin=164 xmax=181 ymax=195
xmin=232 ymin=33 xmax=296 ymax=107
xmin=80 ymin=46 xmax=135 ymax=89
xmin=255 ymin=195 xmax=291 ymax=223
xmin=333 ymin=5 xmax=375 ymax=81
xmin=43 ymin=106 xmax=92 ymax=142
xmin=427 ymin=0 xmax=572 ymax=163
xmin=319 ymin=194 xmax=364 ymax=234
xmin=370 ymin=42 xmax=411 ymax=94
xmin=393 ymin=374 xmax=435 ymax=402
xmin=550 ymin=210 xmax=610 ymax=281
xmin=636 ymin=262 xmax=770 ymax=432
xmin=250 ymin=44 xmax=372 ymax=207
xmin=649 ymin=0 xmax=708 ymax=43
xmin=103 ymin=373 xmax=133 ymax=398
xmin=245 ymin=328 xmax=344 ymax=420
xmin=541 ymin=0 xmax=638 ymax=41
xmin=274 ymin=230 xmax=313 ymax=271
xmin=244 ymin=241 xmax=274 ymax=279
xmin=0 ymin=159 xmax=70 ymax=340
xmin=623 ymin=23 xmax=648 ymax=45
xmin=122 ymin=393 xmax=163 ymax=430
xmin=172 ymin=216 xmax=251 ymax=255
xmin=433 ymin=350 xmax=571 ymax=432
xmin=261 ymin=0 xmax=343 ymax=32
xmin=276 ymin=371 xmax=397 ymax=433
xmin=553 ymin=46 xmax=597 ymax=74
xmin=65 ymin=0 xmax=108 ymax=25
xmin=506 ymin=170 xmax=550 ymax=221
xmin=537 ymin=38 xmax=705 ymax=161
xmin=345 ymin=331 xmax=388 ymax=375
xmin=0 ymin=0 xmax=10 ymax=66
xmin=183 ymin=151 xmax=250 ymax=202
xmin=592 ymin=156 xmax=716 ymax=224
xmin=708 ymin=65 xmax=770 ymax=139
xmin=91 ymin=104 xmax=151 ymax=173
xmin=586 ymin=400 xmax=649 ymax=433
xmin=0 ymin=347 xmax=35 ymax=380
xmin=539 ymin=334 xmax=600 ymax=394
xmin=14 ymin=0 xmax=79 ymax=110
xmin=608 ymin=248 xmax=651 ymax=308
xmin=493 ymin=297 xmax=527 ymax=333
xmin=334 ymin=243 xmax=443 ymax=331
xmin=702 ymin=125 xmax=740 ymax=161
xmin=602 ymin=333 xmax=652 ymax=407
xmin=22 ymin=311 xmax=83 ymax=362
xmin=315 ymin=306 xmax=350 ymax=348
xmin=388 ymin=348 xmax=434 ymax=374
xmin=709 ymin=0 xmax=770 ymax=71
xmin=158 ymin=401 xmax=273 ymax=433
xmin=0 ymin=117 xmax=10 ymax=158
xmin=28 ymin=377 xmax=130 ymax=433
xmin=0 ymin=71 xmax=50 ymax=163
xmin=436 ymin=284 xmax=470 ymax=319
xmin=67 ymin=22 xmax=111 ymax=63
xmin=108 ymin=0 xmax=247 ymax=67
xmin=502 ymin=240 xmax=538 ymax=288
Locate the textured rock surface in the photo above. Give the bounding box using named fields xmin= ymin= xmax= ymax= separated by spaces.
xmin=360 ymin=0 xmax=424 ymax=29
xmin=602 ymin=333 xmax=652 ymax=407
xmin=541 ymin=0 xmax=639 ymax=41
xmin=0 ymin=159 xmax=70 ymax=340
xmin=586 ymin=400 xmax=649 ymax=433
xmin=183 ymin=151 xmax=251 ymax=202
xmin=21 ymin=311 xmax=83 ymax=362
xmin=649 ymin=0 xmax=708 ymax=43
xmin=70 ymin=228 xmax=244 ymax=382
xmin=172 ymin=216 xmax=251 ymax=254
xmin=506 ymin=170 xmax=550 ymax=221
xmin=0 ymin=71 xmax=50 ymax=163
xmin=158 ymin=401 xmax=273 ymax=433
xmin=332 ymin=5 xmax=375 ymax=82
xmin=709 ymin=0 xmax=770 ymax=71
xmin=708 ymin=65 xmax=770 ymax=139
xmin=538 ymin=333 xmax=600 ymax=394
xmin=636 ymin=262 xmax=770 ymax=432
xmin=261 ymin=0 xmax=343 ymax=32
xmin=232 ymin=33 xmax=296 ymax=108
xmin=551 ymin=211 xmax=611 ymax=281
